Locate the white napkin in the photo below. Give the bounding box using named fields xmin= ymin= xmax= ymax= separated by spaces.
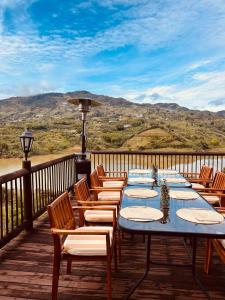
xmin=124 ymin=188 xmax=158 ymax=198
xmin=129 ymin=177 xmax=154 ymax=184
xmin=176 ymin=208 xmax=224 ymax=224
xmin=158 ymin=169 xmax=178 ymax=174
xmin=170 ymin=190 xmax=199 ymax=200
xmin=120 ymin=206 xmax=163 ymax=222
xmin=164 ymin=178 xmax=186 ymax=183
xmin=129 ymin=169 xmax=152 ymax=174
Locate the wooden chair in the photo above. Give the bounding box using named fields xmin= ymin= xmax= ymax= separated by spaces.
xmin=75 ymin=177 xmax=121 ymax=260
xmin=204 ymin=207 xmax=225 ymax=274
xmin=97 ymin=164 xmax=127 ymax=185
xmin=91 ymin=169 xmax=125 ymax=190
xmin=74 ymin=177 xmax=121 ymax=225
xmin=193 ymin=171 xmax=225 ymax=206
xmin=182 ymin=165 xmax=213 ymax=189
xmin=48 ymin=191 xmax=116 ymax=300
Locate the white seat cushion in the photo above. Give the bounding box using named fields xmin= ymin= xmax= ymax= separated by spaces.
xmin=98 ymin=191 xmax=121 ymax=201
xmin=63 ymin=226 xmax=113 ymax=256
xmin=218 ymin=239 xmax=225 ymax=249
xmin=84 ymin=209 xmax=115 ymax=222
xmin=103 ymin=181 xmax=124 ymax=188
xmin=191 ymin=183 xmax=205 ymax=189
xmin=202 ymin=195 xmax=220 ymax=204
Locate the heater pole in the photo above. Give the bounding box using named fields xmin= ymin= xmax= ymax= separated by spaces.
xmin=81 ymin=118 xmax=86 ymax=155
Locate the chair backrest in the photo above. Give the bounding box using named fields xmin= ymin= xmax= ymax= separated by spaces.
xmin=212 ymin=172 xmax=225 ymax=190
xmin=97 ymin=164 xmax=105 ymax=177
xmin=74 ymin=177 xmax=91 ymax=201
xmin=199 ymin=165 xmax=213 ymax=180
xmin=90 ymin=170 xmax=102 ymax=188
xmin=48 ymin=191 xmax=75 ymax=230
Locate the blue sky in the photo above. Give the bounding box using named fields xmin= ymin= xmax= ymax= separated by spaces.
xmin=1 ymin=0 xmax=225 ymax=111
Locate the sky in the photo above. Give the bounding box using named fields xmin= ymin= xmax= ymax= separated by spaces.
xmin=1 ymin=0 xmax=225 ymax=111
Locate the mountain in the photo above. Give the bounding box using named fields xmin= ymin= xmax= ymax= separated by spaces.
xmin=216 ymin=110 xmax=225 ymax=117
xmin=0 ymin=90 xmax=132 ymax=119
xmin=0 ymin=90 xmax=225 ymax=158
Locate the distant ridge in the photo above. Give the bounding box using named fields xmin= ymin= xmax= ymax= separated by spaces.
xmin=0 ymin=90 xmax=223 ymax=116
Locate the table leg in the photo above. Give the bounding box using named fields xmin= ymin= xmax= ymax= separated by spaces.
xmin=191 ymin=237 xmax=197 ymax=275
xmin=125 ymin=234 xmax=151 ymax=300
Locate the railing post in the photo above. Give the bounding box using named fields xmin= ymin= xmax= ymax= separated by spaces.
xmin=22 ymin=160 xmax=33 ymax=231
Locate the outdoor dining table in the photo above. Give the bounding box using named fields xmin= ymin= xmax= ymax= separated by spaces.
xmin=118 ymin=181 xmax=225 ymax=299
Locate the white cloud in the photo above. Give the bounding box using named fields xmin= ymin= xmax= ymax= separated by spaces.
xmin=120 ymin=70 xmax=225 ymax=111
xmin=1 ymin=0 xmax=225 ymax=66
xmin=188 ymin=60 xmax=211 ymax=71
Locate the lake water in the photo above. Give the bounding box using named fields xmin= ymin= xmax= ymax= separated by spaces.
xmin=0 ymin=152 xmax=224 ymax=177
xmin=0 ymin=152 xmax=74 ymax=176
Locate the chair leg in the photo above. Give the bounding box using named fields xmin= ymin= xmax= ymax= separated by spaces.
xmin=118 ymin=229 xmax=121 ymax=262
xmin=52 ymin=253 xmax=61 ymax=300
xmin=204 ymin=239 xmax=213 ymax=274
xmin=106 ymin=255 xmax=112 ymax=300
xmin=67 ymin=259 xmax=72 ymax=274
xmin=114 ymin=234 xmax=118 ymax=271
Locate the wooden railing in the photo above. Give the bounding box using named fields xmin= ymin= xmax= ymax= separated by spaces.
xmin=90 ymin=150 xmax=225 ymax=175
xmin=0 ymin=154 xmax=77 ymax=248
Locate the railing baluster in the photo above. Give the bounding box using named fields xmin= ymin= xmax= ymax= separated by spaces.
xmin=0 ymin=185 xmax=3 ymax=238
xmin=15 ymin=179 xmax=18 ymax=228
xmin=10 ymin=181 xmax=13 ymax=231
xmin=5 ymin=182 xmax=9 ymax=235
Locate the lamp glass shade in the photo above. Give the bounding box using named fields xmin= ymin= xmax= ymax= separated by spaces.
xmin=20 ymin=128 xmax=34 ymax=153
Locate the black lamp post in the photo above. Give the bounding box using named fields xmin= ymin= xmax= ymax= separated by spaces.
xmin=20 ymin=128 xmax=34 ymax=231
xmin=68 ymin=97 xmax=101 ymax=185
xmin=20 ymin=128 xmax=34 ymax=161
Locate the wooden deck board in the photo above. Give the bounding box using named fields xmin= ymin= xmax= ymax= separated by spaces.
xmin=0 ymin=214 xmax=225 ymax=300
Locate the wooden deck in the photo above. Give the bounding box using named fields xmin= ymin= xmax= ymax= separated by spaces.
xmin=0 ymin=214 xmax=225 ymax=300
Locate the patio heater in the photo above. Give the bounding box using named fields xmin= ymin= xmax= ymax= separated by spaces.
xmin=68 ymin=97 xmax=101 ymax=185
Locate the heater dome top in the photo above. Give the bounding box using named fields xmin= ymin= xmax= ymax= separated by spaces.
xmin=68 ymin=98 xmax=101 ymax=112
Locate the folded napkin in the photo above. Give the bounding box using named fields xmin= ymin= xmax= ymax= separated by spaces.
xmin=170 ymin=190 xmax=199 ymax=200
xmin=164 ymin=177 xmax=186 ymax=183
xmin=158 ymin=169 xmax=178 ymax=174
xmin=120 ymin=206 xmax=163 ymax=222
xmin=129 ymin=177 xmax=155 ymax=184
xmin=124 ymin=188 xmax=158 ymax=198
xmin=176 ymin=208 xmax=224 ymax=224
xmin=129 ymin=169 xmax=152 ymax=174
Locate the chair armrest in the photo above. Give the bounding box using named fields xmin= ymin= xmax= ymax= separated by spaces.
xmin=98 ymin=176 xmax=126 ymax=181
xmin=90 ymin=187 xmax=123 ymax=191
xmin=75 ymin=201 xmax=119 ymax=206
xmin=216 ymin=207 xmax=225 ymax=217
xmin=193 ymin=187 xmax=225 ymax=192
xmin=200 ymin=192 xmax=225 ymax=197
xmin=189 ymin=178 xmax=212 ymax=183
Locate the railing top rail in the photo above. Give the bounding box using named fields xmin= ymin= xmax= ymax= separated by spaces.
xmin=0 ymin=168 xmax=29 ymax=184
xmin=31 ymin=154 xmax=76 ymax=172
xmin=0 ymin=154 xmax=76 ymax=184
xmin=90 ymin=150 xmax=225 ymax=156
